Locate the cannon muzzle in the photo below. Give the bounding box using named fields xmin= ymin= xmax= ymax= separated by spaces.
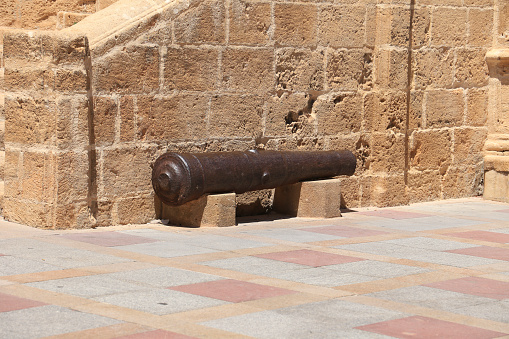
xmin=152 ymin=150 xmax=356 ymax=206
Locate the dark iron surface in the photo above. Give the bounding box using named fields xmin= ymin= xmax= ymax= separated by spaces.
xmin=152 ymin=149 xmax=356 ymax=206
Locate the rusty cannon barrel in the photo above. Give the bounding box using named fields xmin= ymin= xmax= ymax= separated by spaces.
xmin=152 ymin=149 xmax=356 ymax=206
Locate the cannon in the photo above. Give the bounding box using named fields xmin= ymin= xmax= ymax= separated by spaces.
xmin=152 ymin=149 xmax=356 ymax=206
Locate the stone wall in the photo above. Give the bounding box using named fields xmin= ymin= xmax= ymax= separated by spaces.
xmin=0 ymin=0 xmax=500 ymax=228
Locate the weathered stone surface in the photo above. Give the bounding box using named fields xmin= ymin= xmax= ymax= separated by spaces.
xmin=315 ymin=92 xmax=362 ymax=135
xmin=93 ymin=96 xmax=116 ymax=145
xmin=370 ymin=132 xmax=405 ymax=173
xmin=452 ymin=128 xmax=487 ymax=166
xmin=275 ymin=48 xmax=325 ymax=92
xmin=364 ymin=91 xmax=407 ymax=133
xmin=466 ymin=88 xmax=488 ymax=127
xmin=209 ymin=95 xmax=263 ymax=138
xmin=95 ymin=45 xmax=159 ymax=94
xmin=425 ymin=89 xmax=464 ymax=128
xmin=235 ymin=189 xmax=273 ymax=217
xmin=410 ymin=130 xmax=452 ymax=173
xmin=117 ymin=195 xmax=157 ymax=225
xmin=431 ymin=7 xmax=467 ymax=47
xmin=443 ymin=165 xmax=483 ymax=198
xmin=373 ymin=49 xmax=407 ymax=90
xmin=327 ymin=49 xmax=369 ymax=90
xmin=413 ymin=48 xmax=455 ymax=89
xmin=164 ymin=47 xmax=219 ymax=91
xmin=454 ymin=48 xmax=489 ymax=88
xmin=319 ymin=5 xmax=365 ymax=48
xmin=407 ymin=169 xmax=442 ymax=204
xmin=274 ymin=3 xmax=317 ymax=47
xmin=468 ymin=9 xmax=493 ymax=47
xmin=5 ymin=96 xmax=56 ymax=145
xmin=174 ymin=0 xmax=226 ymax=44
xmin=222 ymin=48 xmax=274 ymax=92
xmin=119 ymin=96 xmax=135 ymax=142
xmin=229 ymin=0 xmax=270 ymax=45
xmin=265 ymin=93 xmax=313 ymax=137
xmin=137 ymin=94 xmax=208 ymax=141
xmin=273 ymin=179 xmax=342 ymax=218
xmin=162 ymin=193 xmax=236 ymax=227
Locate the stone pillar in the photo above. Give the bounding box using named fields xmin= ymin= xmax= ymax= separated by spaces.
xmin=484 ymin=0 xmax=509 ymax=202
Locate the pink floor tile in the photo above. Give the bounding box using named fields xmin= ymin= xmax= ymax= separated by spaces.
xmin=301 ymin=225 xmax=388 ymax=238
xmin=447 ymin=230 xmax=509 ymax=243
xmin=357 ymin=316 xmax=506 ymax=339
xmin=254 ymin=249 xmax=364 ymax=267
xmin=357 ymin=210 xmax=430 ymax=220
xmin=495 ymin=209 xmax=509 ymax=213
xmin=0 ymin=292 xmax=47 ymax=312
xmin=60 ymin=232 xmax=158 ymax=247
xmin=424 ymin=277 xmax=509 ymax=300
xmin=168 ymin=279 xmax=296 ymax=302
xmin=115 ymin=329 xmax=196 ymax=339
xmin=447 ymin=246 xmax=509 ymax=261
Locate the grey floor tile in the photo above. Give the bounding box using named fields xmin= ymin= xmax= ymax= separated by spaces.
xmin=201 ymin=307 xmax=399 ymax=339
xmin=455 ymin=300 xmax=509 ymax=323
xmin=368 ymin=286 xmax=494 ymax=311
xmin=325 ymin=260 xmax=430 ymax=278
xmin=115 ymin=241 xmax=218 ymax=258
xmin=335 ymin=242 xmax=503 ymax=267
xmin=0 ymin=305 xmax=120 ymax=339
xmin=0 ymin=256 xmax=62 ymax=276
xmin=103 ymin=266 xmax=223 ymax=287
xmin=0 ymin=238 xmax=131 ymax=268
xmin=275 ymin=267 xmax=378 ymax=287
xmin=200 ymin=256 xmax=308 ymax=277
xmin=382 ymin=237 xmax=478 ymax=251
xmin=489 ymin=227 xmax=509 ymax=234
xmin=94 ymin=289 xmax=227 ymax=315
xmin=178 ymin=234 xmax=272 ymax=251
xmin=118 ymin=229 xmax=191 ymax=241
xmin=353 ymin=216 xmax=484 ymax=231
xmin=241 ymin=229 xmax=344 ymax=243
xmin=26 ymin=275 xmax=147 ymax=298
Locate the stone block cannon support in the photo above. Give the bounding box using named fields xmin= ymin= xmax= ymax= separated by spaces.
xmin=152 ymin=150 xmax=356 ymax=227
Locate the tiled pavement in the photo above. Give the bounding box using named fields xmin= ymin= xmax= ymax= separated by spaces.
xmin=1 ymin=198 xmax=509 ymax=338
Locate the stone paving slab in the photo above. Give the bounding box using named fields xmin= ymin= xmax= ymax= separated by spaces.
xmin=1 ymin=197 xmax=509 ymax=338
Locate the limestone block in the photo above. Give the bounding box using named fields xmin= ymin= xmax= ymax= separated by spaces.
xmin=425 ymin=89 xmax=464 ymax=128
xmin=375 ymin=6 xmax=430 ymax=48
xmin=363 ymin=91 xmax=407 ymax=133
xmin=174 ymin=0 xmax=226 ymax=44
xmin=3 ymin=67 xmax=54 ymax=92
xmin=101 ymin=147 xmax=156 ymax=198
xmin=96 ymin=0 xmax=120 ymax=11
xmin=318 ymin=5 xmax=365 ymax=48
xmin=361 ymin=175 xmax=408 ymax=208
xmin=209 ymin=94 xmax=263 ymax=138
xmin=222 ymin=48 xmax=274 ymax=93
xmin=162 ymin=193 xmax=236 ymax=227
xmin=468 ymin=9 xmax=493 ymax=47
xmin=484 ymin=170 xmax=509 ymax=202
xmin=273 ymin=179 xmax=342 ymax=218
xmin=407 ymin=169 xmax=442 ymax=204
xmin=94 ymin=96 xmax=117 ymax=145
xmin=94 ymin=45 xmax=159 ymax=94
xmin=275 ymin=48 xmax=325 ymax=92
xmin=21 ymin=151 xmax=56 ymax=203
xmin=274 ymin=3 xmax=317 ymax=47
xmin=443 ymin=165 xmax=484 ymax=198
xmin=327 ymin=49 xmax=368 ymax=90
xmin=56 ymin=96 xmax=89 ymax=149
xmin=466 ymin=88 xmax=488 ymax=127
xmin=336 ymin=176 xmax=360 ymax=209
xmin=454 ymin=48 xmax=489 ymax=88
xmin=117 ymin=195 xmax=157 ymax=225
xmin=413 ymin=48 xmax=455 ymax=89
xmin=264 ymin=93 xmax=312 ymax=137
xmin=54 ymin=69 xmax=87 ymax=93
xmin=136 ymin=94 xmax=208 ymax=141
xmin=452 ymin=128 xmax=487 ymax=166
xmin=5 ymin=96 xmax=57 ymax=145
xmin=3 ymin=198 xmax=53 ymax=229
xmin=56 ymin=12 xmax=90 ymax=30
xmin=229 ymin=0 xmax=271 ymax=45
xmin=235 ymin=189 xmax=273 ymax=217
xmin=314 ymin=92 xmax=362 ymax=135
xmin=431 ymin=7 xmax=467 ymax=47
xmin=56 ymin=151 xmax=88 ymax=205
xmin=370 ymin=132 xmax=405 ymax=173
xmin=119 ymin=96 xmax=135 ymax=142
xmin=409 ymin=130 xmax=452 ymax=173
xmin=164 ymin=47 xmax=219 ymax=91
xmin=373 ymin=49 xmax=408 ymax=91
